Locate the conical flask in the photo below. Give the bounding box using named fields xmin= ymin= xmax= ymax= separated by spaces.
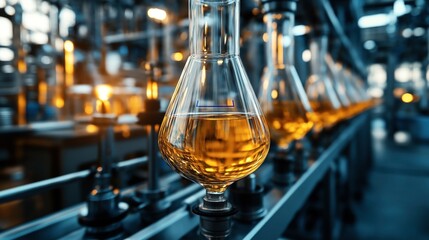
xmin=306 ymin=35 xmax=343 ymax=132
xmin=349 ymin=72 xmax=372 ymax=111
xmin=325 ymin=54 xmax=354 ymax=119
xmin=337 ymin=64 xmax=364 ymax=116
xmin=158 ymin=0 xmax=270 ymax=194
xmin=258 ymin=8 xmax=314 ymax=151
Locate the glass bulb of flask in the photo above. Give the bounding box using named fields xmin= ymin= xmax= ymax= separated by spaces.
xmin=258 ymin=11 xmax=314 ymax=151
xmin=305 ymin=35 xmax=343 ymax=132
xmin=158 ymin=0 xmax=270 ymax=194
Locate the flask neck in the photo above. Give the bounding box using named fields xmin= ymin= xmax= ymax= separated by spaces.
xmin=189 ymin=0 xmax=239 ymax=57
xmin=264 ymin=12 xmax=295 ymax=69
xmin=309 ymin=35 xmax=328 ymax=78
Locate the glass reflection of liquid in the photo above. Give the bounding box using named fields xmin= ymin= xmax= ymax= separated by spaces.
xmin=159 ymin=113 xmax=269 ymax=193
xmin=265 ymin=101 xmax=313 ymax=149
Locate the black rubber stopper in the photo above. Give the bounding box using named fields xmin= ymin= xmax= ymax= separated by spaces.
xmin=272 ymin=155 xmax=296 ymax=186
xmin=192 ymin=205 xmax=238 ymax=239
xmin=229 ymin=185 xmax=267 ymax=221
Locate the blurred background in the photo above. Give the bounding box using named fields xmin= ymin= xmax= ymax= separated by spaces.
xmin=0 ymin=0 xmax=428 ymax=239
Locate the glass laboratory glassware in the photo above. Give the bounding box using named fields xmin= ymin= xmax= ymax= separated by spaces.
xmin=326 ymin=53 xmax=354 ymax=119
xmin=158 ymin=0 xmax=270 ymax=214
xmin=338 ymin=65 xmax=363 ymax=116
xmin=258 ymin=9 xmax=314 ymax=151
xmin=350 ymin=72 xmax=372 ymax=111
xmin=306 ymin=35 xmax=343 ymax=133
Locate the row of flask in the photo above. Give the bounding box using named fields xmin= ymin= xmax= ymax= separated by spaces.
xmin=157 ymin=0 xmax=377 ymax=195
xmin=259 ymin=10 xmax=377 ymax=151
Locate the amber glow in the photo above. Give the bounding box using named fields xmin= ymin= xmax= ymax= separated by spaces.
xmin=64 ymin=40 xmax=74 ymax=87
xmin=95 ymin=84 xmax=113 ymax=101
xmin=64 ymin=40 xmax=74 ymax=52
xmin=86 ymin=124 xmax=98 ymax=133
xmin=94 ymin=84 xmax=113 ymax=113
xmin=271 ymin=90 xmax=278 ymax=99
xmin=401 ymin=93 xmax=414 ymax=103
xmin=277 ymin=33 xmax=284 ymax=68
xmin=18 ymin=59 xmax=27 ymax=73
xmin=38 ymin=81 xmax=47 ymax=105
xmin=171 ymin=52 xmax=184 ymax=61
xmin=18 ymin=91 xmax=26 ymax=124
xmin=84 ymin=101 xmax=94 ymax=115
xmin=121 ymin=125 xmax=131 ymax=138
xmin=128 ymin=95 xmax=143 ymax=114
xmin=146 ymin=80 xmax=158 ymax=100
xmin=55 ymin=96 xmax=64 ymax=108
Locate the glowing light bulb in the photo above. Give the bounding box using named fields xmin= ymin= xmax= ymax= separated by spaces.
xmin=146 ymin=80 xmax=158 ymax=100
xmin=401 ymin=93 xmax=413 ymax=103
xmin=147 ymin=8 xmax=167 ymax=22
xmin=95 ymin=84 xmax=113 ymax=114
xmin=95 ymin=84 xmax=113 ymax=101
xmin=171 ymin=52 xmax=184 ymax=61
xmin=64 ymin=40 xmax=74 ymax=52
xmin=64 ymin=40 xmax=74 ymax=87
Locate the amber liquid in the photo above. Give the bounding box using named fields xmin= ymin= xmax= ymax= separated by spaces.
xmin=158 ymin=113 xmax=270 ymax=193
xmin=309 ymin=101 xmax=343 ymax=132
xmin=264 ymin=101 xmax=313 ymax=149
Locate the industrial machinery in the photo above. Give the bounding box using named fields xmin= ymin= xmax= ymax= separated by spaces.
xmin=0 ymin=0 xmax=427 ymax=239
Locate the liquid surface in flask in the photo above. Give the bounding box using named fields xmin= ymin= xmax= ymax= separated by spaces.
xmin=309 ymin=100 xmax=344 ymax=132
xmin=265 ymin=101 xmax=313 ymax=148
xmin=158 ymin=113 xmax=269 ymax=193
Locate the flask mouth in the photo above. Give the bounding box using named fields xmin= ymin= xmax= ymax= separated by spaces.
xmin=261 ymin=0 xmax=297 ymax=14
xmin=194 ymin=0 xmax=235 ymax=4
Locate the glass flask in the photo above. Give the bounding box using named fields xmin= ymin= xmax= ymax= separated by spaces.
xmin=158 ymin=0 xmax=270 ymax=195
xmin=325 ymin=54 xmax=354 ymax=119
xmin=258 ymin=10 xmax=314 ymax=150
xmin=305 ymin=35 xmax=343 ymax=132
xmin=350 ymin=72 xmax=372 ymax=111
xmin=337 ymin=64 xmax=364 ymax=116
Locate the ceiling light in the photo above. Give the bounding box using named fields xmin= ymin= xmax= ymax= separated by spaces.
xmin=358 ymin=14 xmax=394 ymax=28
xmin=293 ymin=25 xmax=310 ymax=36
xmin=363 ymin=40 xmax=376 ymax=50
xmin=402 ymin=28 xmax=412 ymax=38
xmin=413 ymin=27 xmax=425 ymax=37
xmin=148 ymin=8 xmax=167 ymax=22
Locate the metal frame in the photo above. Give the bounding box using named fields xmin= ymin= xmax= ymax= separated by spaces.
xmin=0 ymin=113 xmax=370 ymax=240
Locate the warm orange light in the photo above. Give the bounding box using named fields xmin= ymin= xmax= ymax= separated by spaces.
xmin=64 ymin=40 xmax=74 ymax=52
xmin=64 ymin=40 xmax=74 ymax=87
xmin=146 ymin=80 xmax=158 ymax=100
xmin=121 ymin=125 xmax=131 ymax=138
xmin=401 ymin=93 xmax=414 ymax=103
xmin=18 ymin=91 xmax=26 ymax=125
xmin=95 ymin=84 xmax=113 ymax=101
xmin=38 ymin=81 xmax=47 ymax=105
xmin=95 ymin=85 xmax=113 ymax=113
xmin=171 ymin=52 xmax=184 ymax=61
xmin=18 ymin=59 xmax=27 ymax=73
xmin=55 ymin=97 xmax=64 ymax=108
xmin=86 ymin=124 xmax=98 ymax=133
xmin=84 ymin=101 xmax=94 ymax=115
xmin=129 ymin=95 xmax=144 ymax=114
xmin=271 ymin=90 xmax=278 ymax=99
xmin=394 ymin=88 xmax=406 ymax=98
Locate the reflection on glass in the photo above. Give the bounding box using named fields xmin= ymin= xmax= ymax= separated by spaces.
xmin=258 ymin=12 xmax=314 ymax=150
xmin=158 ymin=0 xmax=270 ymax=196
